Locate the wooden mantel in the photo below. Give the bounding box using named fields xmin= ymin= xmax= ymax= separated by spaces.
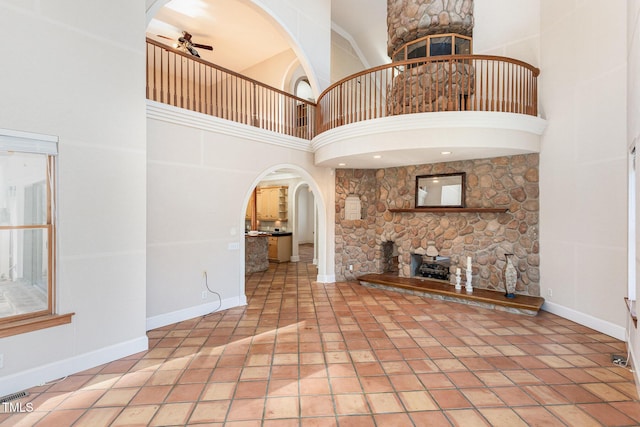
xmin=389 ymin=207 xmax=508 ymax=214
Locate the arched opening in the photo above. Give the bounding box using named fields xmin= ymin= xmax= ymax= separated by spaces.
xmin=241 ymin=165 xmax=328 ymax=294
xmin=145 ymin=0 xmax=321 ymax=95
xmin=291 ymin=182 xmax=316 ymax=264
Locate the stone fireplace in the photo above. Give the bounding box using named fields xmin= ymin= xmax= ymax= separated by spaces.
xmin=335 ymin=154 xmax=540 ymax=296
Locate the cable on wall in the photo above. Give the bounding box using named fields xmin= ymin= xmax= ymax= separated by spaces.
xmin=203 ymin=271 xmax=222 ymax=315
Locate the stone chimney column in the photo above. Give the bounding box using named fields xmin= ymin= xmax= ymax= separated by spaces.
xmin=387 ymin=0 xmax=474 ymax=56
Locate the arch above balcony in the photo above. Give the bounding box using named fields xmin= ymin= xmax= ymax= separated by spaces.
xmin=311 ymin=111 xmax=547 ymax=169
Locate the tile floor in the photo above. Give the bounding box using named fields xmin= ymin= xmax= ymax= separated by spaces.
xmin=1 ymin=247 xmax=640 ymax=426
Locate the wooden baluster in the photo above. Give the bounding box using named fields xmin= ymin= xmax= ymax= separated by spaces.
xmin=492 ymin=60 xmax=497 ymax=112
xmin=511 ymin=63 xmax=515 ymax=112
xmin=179 ymin=54 xmax=184 ymax=108
xmin=477 ymin=60 xmax=483 ymax=112
xmin=188 ymin=59 xmax=193 ymax=111
xmin=150 ymin=45 xmax=155 ymax=101
xmin=196 ymin=62 xmax=201 ymax=112
xmin=533 ymin=72 xmax=538 ymax=116
xmin=502 ymin=62 xmax=506 ymax=112
xmin=447 ymin=59 xmax=453 ymax=111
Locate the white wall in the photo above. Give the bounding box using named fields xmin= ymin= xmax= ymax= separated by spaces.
xmin=627 ymin=0 xmax=640 ymax=390
xmin=252 ymin=0 xmax=331 ymax=92
xmin=240 ymin=49 xmax=299 ymax=90
xmin=331 ymin=30 xmax=367 ymax=83
xmin=539 ymin=0 xmax=628 ymax=338
xmin=0 ymin=1 xmax=148 ymax=395
xmin=297 ymin=185 xmax=315 ymax=244
xmin=474 ymin=0 xmax=540 ymax=67
xmin=146 ymin=104 xmax=335 ymax=328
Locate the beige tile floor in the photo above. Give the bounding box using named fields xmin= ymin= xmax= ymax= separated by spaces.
xmin=1 ymin=245 xmax=640 ymax=426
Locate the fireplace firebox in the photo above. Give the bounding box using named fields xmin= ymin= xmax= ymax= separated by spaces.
xmin=410 ymin=253 xmax=451 ymax=281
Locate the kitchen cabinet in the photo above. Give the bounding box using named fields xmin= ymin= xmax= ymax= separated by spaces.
xmin=268 ymin=234 xmax=292 ymax=263
xmin=245 ymin=191 xmax=255 ymax=220
xmin=257 ymin=186 xmax=288 ymax=221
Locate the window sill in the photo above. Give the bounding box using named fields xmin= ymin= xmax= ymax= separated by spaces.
xmin=0 ymin=313 xmax=75 ymax=338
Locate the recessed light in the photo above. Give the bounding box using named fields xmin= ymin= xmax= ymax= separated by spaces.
xmin=338 ymin=163 xmax=346 ymax=166
xmin=373 ymin=155 xmax=382 ymax=159
xmin=441 ymin=151 xmax=452 ymax=155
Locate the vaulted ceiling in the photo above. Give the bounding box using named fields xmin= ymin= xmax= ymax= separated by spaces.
xmin=146 ymin=0 xmax=388 ymax=75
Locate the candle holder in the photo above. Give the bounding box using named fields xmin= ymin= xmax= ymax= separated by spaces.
xmin=455 ymin=269 xmax=462 ymax=291
xmin=465 ymin=268 xmax=473 ymax=293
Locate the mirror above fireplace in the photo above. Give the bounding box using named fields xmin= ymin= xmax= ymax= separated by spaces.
xmin=415 ymin=172 xmax=465 ymax=208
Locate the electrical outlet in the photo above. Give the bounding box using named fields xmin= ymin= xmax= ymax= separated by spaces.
xmin=547 ymin=289 xmax=552 ymax=297
xmin=0 ymin=353 xmax=4 ymax=369
xmin=201 ymin=291 xmax=208 ymax=300
xmin=612 ymin=354 xmax=626 ymax=364
xmin=349 ymin=265 xmax=353 ymax=272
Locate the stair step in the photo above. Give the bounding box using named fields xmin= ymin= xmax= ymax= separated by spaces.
xmin=358 ymin=273 xmax=544 ymax=316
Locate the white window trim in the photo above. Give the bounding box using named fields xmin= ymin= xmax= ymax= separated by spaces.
xmin=0 ymin=128 xmax=58 ymax=155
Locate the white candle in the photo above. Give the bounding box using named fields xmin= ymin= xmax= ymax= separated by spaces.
xmin=467 ymin=256 xmax=472 ymax=270
xmin=456 ymin=267 xmax=461 ymax=275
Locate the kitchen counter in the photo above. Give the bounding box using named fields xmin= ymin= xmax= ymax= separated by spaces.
xmin=267 ymin=233 xmax=292 ymax=262
xmin=245 ymin=234 xmax=268 ymax=273
xmin=245 ymin=231 xmax=292 ymax=237
xmin=267 ymin=232 xmax=292 ymax=237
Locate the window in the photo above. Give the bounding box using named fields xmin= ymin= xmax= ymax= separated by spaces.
xmin=0 ymin=129 xmax=72 ymax=337
xmin=295 ymin=78 xmax=314 ymax=101
xmin=392 ymin=33 xmax=473 ymax=61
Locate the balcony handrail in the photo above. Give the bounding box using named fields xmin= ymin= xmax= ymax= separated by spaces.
xmin=316 ymin=54 xmax=540 ymax=134
xmin=146 ymin=38 xmax=316 ymax=139
xmin=146 ymin=38 xmax=540 ymax=140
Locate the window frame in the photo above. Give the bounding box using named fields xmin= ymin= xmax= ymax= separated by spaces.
xmin=0 ymin=129 xmax=72 ymax=338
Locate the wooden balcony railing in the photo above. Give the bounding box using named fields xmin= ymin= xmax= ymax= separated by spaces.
xmin=316 ymin=55 xmax=539 ymax=134
xmin=146 ymin=39 xmax=540 ymax=140
xmin=146 ymin=38 xmax=316 ymax=139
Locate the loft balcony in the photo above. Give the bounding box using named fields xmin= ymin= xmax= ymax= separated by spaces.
xmin=146 ymin=38 xmax=546 ymax=168
xmin=145 ymin=38 xmax=316 ymax=140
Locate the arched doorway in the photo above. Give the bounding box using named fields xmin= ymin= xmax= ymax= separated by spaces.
xmin=242 ymin=165 xmax=328 ymax=290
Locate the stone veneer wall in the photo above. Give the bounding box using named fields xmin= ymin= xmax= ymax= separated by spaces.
xmin=387 ymin=62 xmax=475 ymax=115
xmin=335 ymin=169 xmax=378 ymax=279
xmin=387 ymin=0 xmax=474 ymax=55
xmin=335 ymin=154 xmax=540 ymax=296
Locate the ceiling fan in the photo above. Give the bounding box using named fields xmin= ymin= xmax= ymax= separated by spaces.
xmin=158 ymin=31 xmax=213 ymax=58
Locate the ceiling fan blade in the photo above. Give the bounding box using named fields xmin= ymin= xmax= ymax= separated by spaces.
xmin=193 ymin=43 xmax=213 ymax=50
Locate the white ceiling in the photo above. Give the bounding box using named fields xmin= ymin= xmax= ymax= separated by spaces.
xmin=146 ymin=0 xmax=388 ymax=73
xmin=331 ymin=0 xmax=388 ymax=68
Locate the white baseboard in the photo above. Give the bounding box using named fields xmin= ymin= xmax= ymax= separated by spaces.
xmin=0 ymin=335 xmax=148 ymax=397
xmin=542 ymin=301 xmax=626 ymax=340
xmin=146 ymin=296 xmax=245 ymax=331
xmin=627 ymin=330 xmax=640 ymax=399
xmin=290 ymin=256 xmax=300 ymax=262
